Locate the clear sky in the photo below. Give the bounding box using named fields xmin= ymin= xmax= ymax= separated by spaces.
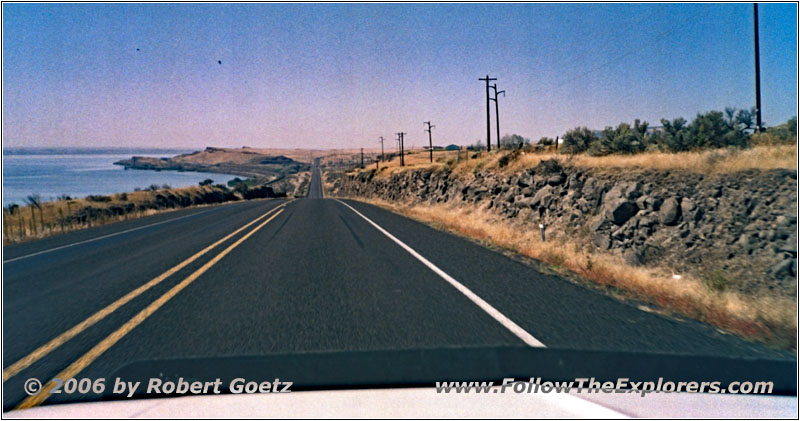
xmin=2 ymin=3 xmax=797 ymax=150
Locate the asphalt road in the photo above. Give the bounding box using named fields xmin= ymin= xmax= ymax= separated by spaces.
xmin=2 ymin=161 xmax=791 ymax=409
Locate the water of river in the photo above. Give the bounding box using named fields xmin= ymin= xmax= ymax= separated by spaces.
xmin=2 ymin=149 xmax=240 ymax=207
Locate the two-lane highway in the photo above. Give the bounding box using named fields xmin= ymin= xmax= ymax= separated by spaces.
xmin=2 ymin=161 xmax=789 ymax=410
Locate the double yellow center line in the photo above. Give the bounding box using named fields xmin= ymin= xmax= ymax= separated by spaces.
xmin=7 ymin=202 xmax=287 ymax=409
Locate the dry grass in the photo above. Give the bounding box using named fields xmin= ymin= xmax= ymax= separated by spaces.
xmin=365 ymin=145 xmax=797 ymax=178
xmin=567 ymin=144 xmax=797 ymax=173
xmin=3 ymin=164 xmax=311 ymax=244
xmin=342 ymin=195 xmax=797 ymax=350
xmin=362 ymin=149 xmax=488 ymax=179
xmin=3 ymin=186 xmax=233 ymax=244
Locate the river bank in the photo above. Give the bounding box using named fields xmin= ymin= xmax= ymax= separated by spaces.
xmin=3 ymin=147 xmax=313 ymax=244
xmin=2 ymin=148 xmax=240 ymax=207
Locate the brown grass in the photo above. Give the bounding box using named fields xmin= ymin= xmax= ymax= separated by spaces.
xmin=364 ymin=145 xmax=796 ymax=179
xmin=568 ymin=144 xmax=796 ymax=173
xmin=364 ymin=148 xmax=489 ymax=179
xmin=3 ymin=186 xmax=233 ymax=245
xmin=341 ymin=195 xmax=797 ymax=350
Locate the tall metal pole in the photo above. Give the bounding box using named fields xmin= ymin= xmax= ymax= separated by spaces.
xmin=424 ymin=121 xmax=435 ymax=163
xmin=360 ymin=148 xmax=364 ymax=169
xmin=479 ymin=75 xmax=496 ymax=151
xmin=379 ymin=136 xmax=385 ymax=162
xmin=753 ymin=3 xmax=763 ymax=131
xmin=490 ymin=85 xmax=505 ymax=150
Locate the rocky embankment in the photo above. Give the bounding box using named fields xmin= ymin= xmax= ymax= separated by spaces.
xmin=332 ymin=160 xmax=797 ymax=297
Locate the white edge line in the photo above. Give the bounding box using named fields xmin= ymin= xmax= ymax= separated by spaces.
xmin=543 ymin=391 xmax=630 ymax=418
xmin=335 ymin=199 xmax=545 ymax=348
xmin=3 ymin=207 xmax=220 ymax=263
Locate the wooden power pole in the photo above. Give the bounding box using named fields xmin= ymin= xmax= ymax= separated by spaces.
xmin=754 ymin=3 xmax=763 ymax=131
xmin=424 ymin=121 xmax=435 ymax=163
xmin=490 ymin=84 xmax=505 ymax=150
xmin=479 ymin=75 xmax=497 ymax=152
xmin=397 ymin=132 xmax=407 ymax=166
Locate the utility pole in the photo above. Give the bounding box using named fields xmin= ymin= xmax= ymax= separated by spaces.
xmin=424 ymin=121 xmax=435 ymax=163
xmin=379 ymin=136 xmax=385 ymax=162
xmin=479 ymin=75 xmax=497 ymax=152
xmin=360 ymin=148 xmax=364 ymax=169
xmin=753 ymin=3 xmax=763 ymax=131
xmin=490 ymin=84 xmax=505 ymax=150
xmin=397 ymin=132 xmax=407 ymax=166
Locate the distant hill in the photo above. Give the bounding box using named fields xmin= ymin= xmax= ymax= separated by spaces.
xmin=114 ymin=147 xmax=311 ymax=178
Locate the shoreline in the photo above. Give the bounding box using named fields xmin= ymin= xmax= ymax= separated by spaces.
xmin=2 ymin=172 xmax=308 ymax=246
xmin=3 ymin=147 xmax=313 ymax=244
xmin=114 ymin=158 xmax=267 ymax=179
xmin=3 ymin=163 xmax=242 ymax=208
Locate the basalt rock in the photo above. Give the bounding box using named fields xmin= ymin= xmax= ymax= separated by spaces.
xmin=659 ymin=197 xmax=681 ymax=226
xmin=332 ymin=163 xmax=797 ymax=296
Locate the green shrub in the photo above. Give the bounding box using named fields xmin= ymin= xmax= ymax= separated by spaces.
xmin=562 ymin=108 xmax=760 ymax=155
xmin=538 ymin=137 xmax=555 ymax=146
xmin=87 ymin=195 xmax=112 ymax=202
xmin=686 ymin=110 xmax=748 ymax=149
xmin=588 ymin=122 xmax=647 ymax=156
xmin=559 ymin=127 xmax=596 ymax=154
xmin=654 ymin=117 xmax=691 ymax=152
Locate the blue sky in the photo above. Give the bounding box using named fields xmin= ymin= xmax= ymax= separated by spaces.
xmin=2 ymin=3 xmax=797 ymax=149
